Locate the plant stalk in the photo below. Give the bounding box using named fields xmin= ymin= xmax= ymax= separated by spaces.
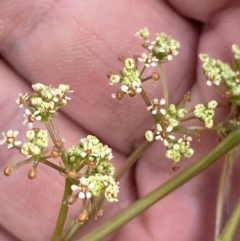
xmin=216 ymin=199 xmax=240 ymax=241
xmin=215 ymin=150 xmax=235 ymax=237
xmin=158 ymin=63 xmax=168 ymax=106
xmin=77 ymin=130 xmax=240 ymax=241
xmin=60 ymin=139 xmax=152 ymax=241
xmin=51 ymin=178 xmax=72 ymax=241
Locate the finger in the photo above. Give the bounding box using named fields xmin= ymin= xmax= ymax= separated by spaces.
xmin=0 ymin=0 xmax=199 ymax=154
xmin=165 ymin=0 xmax=237 ymax=23
xmin=134 ymin=3 xmax=240 ymax=241
xmin=0 ymin=225 xmax=20 ymax=241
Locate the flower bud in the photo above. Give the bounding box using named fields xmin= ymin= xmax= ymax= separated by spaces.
xmin=128 ymin=87 xmax=136 ymax=97
xmin=97 ymin=209 xmax=103 ymax=217
xmin=172 ymin=164 xmax=180 ymax=171
xmin=184 ymin=92 xmax=191 ymax=102
xmin=224 ymin=90 xmax=232 ymax=98
xmin=133 ymin=54 xmax=140 ymax=59
xmin=51 ymin=149 xmax=60 ymax=158
xmin=151 ymin=72 xmax=160 ymax=81
xmin=118 ymin=56 xmax=125 ymax=62
xmin=88 ymin=161 xmax=97 ymax=168
xmin=116 ymin=90 xmax=124 ymax=100
xmin=142 ymin=43 xmax=149 ymax=49
xmin=66 ymin=195 xmax=77 ymax=206
xmin=107 ymin=72 xmax=113 ymax=78
xmin=4 ymin=165 xmax=12 ymax=176
xmin=32 ymin=128 xmax=40 ymax=133
xmin=28 ymin=168 xmax=37 ymax=179
xmin=160 ymin=118 xmax=170 ymax=127
xmin=194 ymin=130 xmax=201 ymax=141
xmin=95 ymin=209 xmax=104 ymax=220
xmin=76 ymin=210 xmax=88 ymax=223
xmin=55 ymin=140 xmax=63 ymax=148
xmin=66 ymin=170 xmax=78 ymax=179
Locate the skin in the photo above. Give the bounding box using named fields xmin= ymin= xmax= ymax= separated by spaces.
xmin=0 ymin=0 xmax=240 ymax=240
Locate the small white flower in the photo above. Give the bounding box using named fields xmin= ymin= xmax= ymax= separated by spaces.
xmin=178 ymin=135 xmax=192 ymax=147
xmin=206 ymin=79 xmax=220 ymax=86
xmin=71 ymin=184 xmax=79 ymax=191
xmin=0 ymin=130 xmax=21 ymax=149
xmin=121 ymin=85 xmax=142 ymax=96
xmin=138 ymin=53 xmax=158 ymax=67
xmin=135 ymin=27 xmax=150 ymax=40
xmin=105 ymin=183 xmax=119 ymax=202
xmin=16 ymin=93 xmax=29 ymax=108
xmin=155 ymin=123 xmax=175 ymax=146
xmin=148 ymin=41 xmax=156 ymax=50
xmin=71 ymin=177 xmax=95 ymax=199
xmin=147 ymin=98 xmax=166 ymax=115
xmin=23 ymin=109 xmax=42 ymax=129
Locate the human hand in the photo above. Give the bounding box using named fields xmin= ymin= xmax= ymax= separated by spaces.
xmin=0 ymin=0 xmax=240 ymax=240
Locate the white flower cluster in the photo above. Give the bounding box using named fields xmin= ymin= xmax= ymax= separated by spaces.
xmin=136 ymin=28 xmax=180 ymax=62
xmin=145 ymin=100 xmax=192 ymax=162
xmin=16 ymin=83 xmax=73 ymax=128
xmin=109 ymin=58 xmax=142 ymax=97
xmin=69 ymin=135 xmax=119 ymax=202
xmin=166 ymin=135 xmax=194 ymax=162
xmin=68 ymin=135 xmax=113 ymax=169
xmin=71 ymin=174 xmax=119 ymax=202
xmin=0 ymin=129 xmax=49 ymax=160
xmin=154 ymin=33 xmax=180 ymax=61
xmin=135 ymin=27 xmax=150 ymax=40
xmin=21 ymin=129 xmax=49 ymax=158
xmin=199 ymin=54 xmax=236 ymax=87
xmin=194 ymin=100 xmax=217 ymax=128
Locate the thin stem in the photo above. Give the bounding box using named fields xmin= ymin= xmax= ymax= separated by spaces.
xmin=140 ymin=88 xmax=152 ymax=106
xmin=158 ymin=63 xmax=168 ymax=106
xmin=45 ymin=121 xmax=57 ymax=144
xmin=60 ymin=139 xmax=153 ymax=241
xmin=179 ymin=115 xmax=196 ymax=122
xmin=51 ymin=178 xmax=72 ymax=241
xmin=216 ymin=199 xmax=240 ymax=241
xmin=45 ymin=120 xmax=69 ymax=169
xmin=186 ymin=126 xmax=222 ymax=131
xmin=142 ymin=76 xmax=152 ymax=82
xmin=78 ymin=130 xmax=240 ymax=241
xmin=139 ymin=66 xmax=146 ymax=77
xmin=115 ymin=140 xmax=152 ymax=181
xmin=41 ymin=159 xmax=67 ymax=174
xmin=140 ymin=88 xmax=160 ymax=123
xmin=215 ymin=150 xmax=235 ymax=237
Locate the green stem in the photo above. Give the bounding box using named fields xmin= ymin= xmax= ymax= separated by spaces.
xmin=77 ymin=130 xmax=240 ymax=241
xmin=45 ymin=120 xmax=70 ymax=169
xmin=215 ymin=150 xmax=235 ymax=237
xmin=51 ymin=178 xmax=72 ymax=241
xmin=115 ymin=140 xmax=152 ymax=181
xmin=216 ymin=199 xmax=240 ymax=241
xmin=41 ymin=159 xmax=66 ymax=174
xmin=179 ymin=115 xmax=196 ymax=122
xmin=158 ymin=63 xmax=168 ymax=106
xmin=60 ymin=139 xmax=152 ymax=241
